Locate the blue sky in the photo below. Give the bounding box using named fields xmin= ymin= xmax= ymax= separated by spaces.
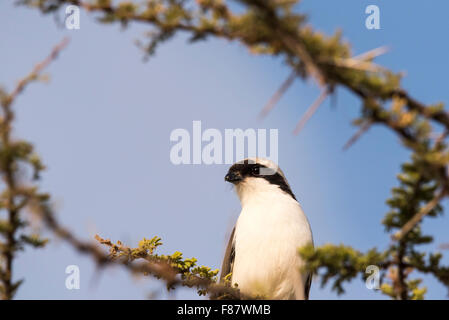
xmin=1 ymin=1 xmax=448 ymax=299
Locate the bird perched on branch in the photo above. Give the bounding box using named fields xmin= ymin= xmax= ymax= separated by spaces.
xmin=221 ymin=158 xmax=313 ymax=299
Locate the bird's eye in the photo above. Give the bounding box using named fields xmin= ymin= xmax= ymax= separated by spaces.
xmin=251 ymin=166 xmax=260 ymax=175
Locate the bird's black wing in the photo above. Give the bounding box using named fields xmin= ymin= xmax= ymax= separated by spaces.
xmin=304 ymin=273 xmax=312 ymax=300
xmin=220 ymin=227 xmax=236 ymax=282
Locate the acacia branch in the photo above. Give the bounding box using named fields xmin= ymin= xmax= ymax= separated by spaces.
xmin=31 ymin=197 xmax=244 ymax=299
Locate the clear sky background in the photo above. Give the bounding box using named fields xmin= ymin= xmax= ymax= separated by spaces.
xmin=1 ymin=1 xmax=448 ymax=299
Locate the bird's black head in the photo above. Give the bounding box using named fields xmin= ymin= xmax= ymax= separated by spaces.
xmin=224 ymin=158 xmax=296 ymax=200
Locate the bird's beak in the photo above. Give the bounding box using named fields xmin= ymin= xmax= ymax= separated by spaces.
xmin=225 ymin=171 xmax=242 ymax=183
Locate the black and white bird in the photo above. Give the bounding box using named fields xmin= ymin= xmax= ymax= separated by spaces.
xmin=221 ymin=158 xmax=313 ymax=300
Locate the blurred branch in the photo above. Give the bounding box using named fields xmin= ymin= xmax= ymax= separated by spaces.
xmin=6 ymin=37 xmax=70 ymax=106
xmin=342 ymin=120 xmax=372 ymax=151
xmin=293 ymin=88 xmax=328 ymax=135
xmin=0 ymin=37 xmax=69 ymax=299
xmin=259 ymin=70 xmax=296 ymax=119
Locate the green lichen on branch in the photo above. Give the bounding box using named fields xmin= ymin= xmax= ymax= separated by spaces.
xmin=0 ymin=38 xmax=70 ymax=300
xmin=0 ymin=81 xmax=51 ymax=299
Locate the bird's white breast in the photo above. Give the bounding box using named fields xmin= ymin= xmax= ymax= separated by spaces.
xmin=232 ymin=178 xmax=313 ymax=299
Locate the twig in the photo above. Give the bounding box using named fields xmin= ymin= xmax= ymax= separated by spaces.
xmin=392 ymin=189 xmax=446 ymax=241
xmin=259 ymin=70 xmax=296 ymax=119
xmin=7 ymin=37 xmax=70 ymax=106
xmin=342 ymin=121 xmax=373 ymax=151
xmin=293 ymin=89 xmax=328 ymax=135
xmin=330 ymin=58 xmax=386 ymax=72
xmin=279 ymin=33 xmax=326 ymax=86
xmin=352 ymin=46 xmax=389 ymax=61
